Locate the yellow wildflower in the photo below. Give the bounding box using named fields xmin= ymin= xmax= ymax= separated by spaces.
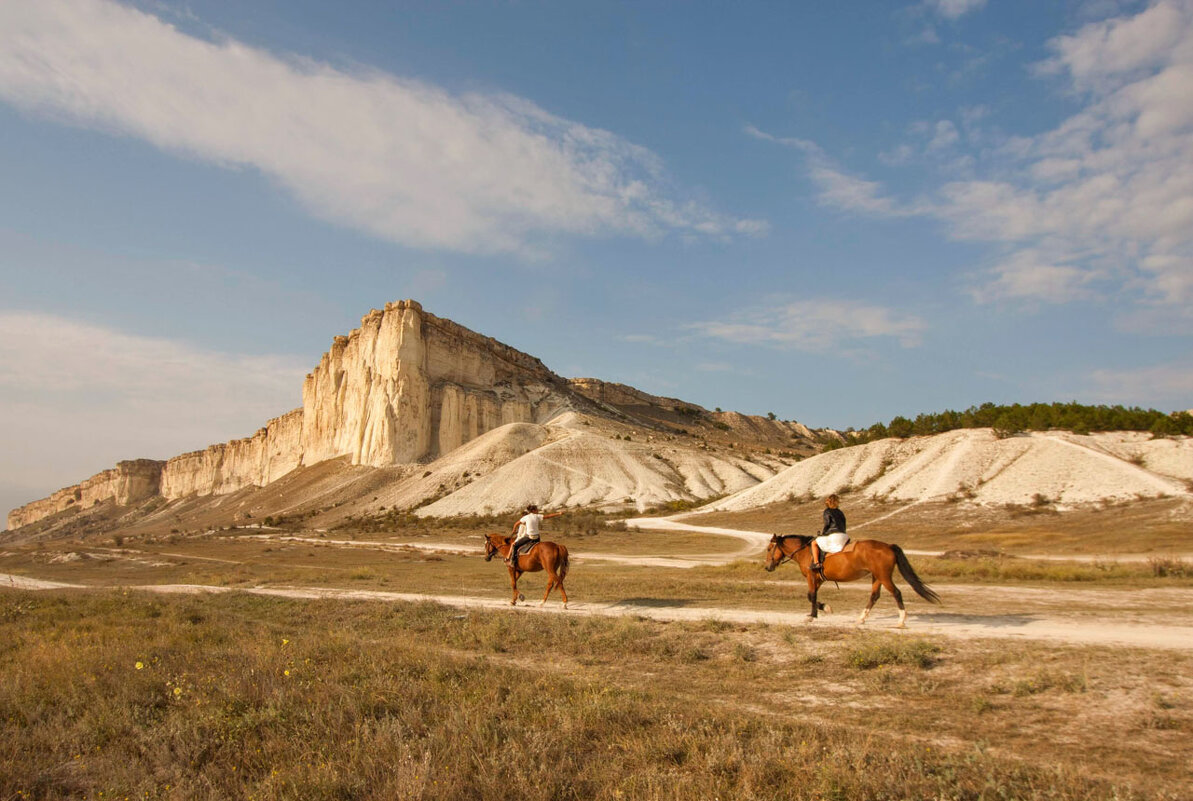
xmin=135 ymin=661 xmax=144 ymax=670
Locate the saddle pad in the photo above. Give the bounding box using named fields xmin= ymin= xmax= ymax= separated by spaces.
xmin=516 ymin=540 xmax=539 ymax=557
xmin=816 ymin=532 xmax=850 ymax=554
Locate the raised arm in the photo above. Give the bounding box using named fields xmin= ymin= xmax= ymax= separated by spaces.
xmin=544 ymin=511 xmax=564 ymax=520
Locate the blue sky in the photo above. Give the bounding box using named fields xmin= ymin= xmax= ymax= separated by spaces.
xmin=2 ymin=0 xmax=1193 ymax=514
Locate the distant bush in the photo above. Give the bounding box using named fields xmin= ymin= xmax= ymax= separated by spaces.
xmin=1148 ymin=557 xmax=1189 ymax=578
xmin=828 ymin=402 xmax=1193 ymax=451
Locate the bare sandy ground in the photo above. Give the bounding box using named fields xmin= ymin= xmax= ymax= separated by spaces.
xmin=6 ymin=511 xmax=1190 ymax=652
xmin=630 ymin=512 xmax=1193 ymax=563
xmin=5 ymin=570 xmax=1190 ymax=653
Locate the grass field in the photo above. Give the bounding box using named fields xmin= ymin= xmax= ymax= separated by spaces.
xmin=3 ymin=504 xmax=1192 ymax=800
xmin=2 ymin=590 xmax=1190 ymax=800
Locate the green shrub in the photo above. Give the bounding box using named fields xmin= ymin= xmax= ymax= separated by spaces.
xmin=847 ymin=638 xmax=939 ymax=670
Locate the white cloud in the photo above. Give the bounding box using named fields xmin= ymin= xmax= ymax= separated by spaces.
xmin=1087 ymin=362 xmax=1193 ymax=408
xmin=690 ymin=299 xmax=926 ymax=352
xmin=927 ymin=120 xmax=961 ymax=150
xmin=0 ymin=311 xmax=307 ymax=501
xmin=923 ymin=0 xmax=988 ymax=20
xmin=746 ymin=126 xmax=923 ymax=217
xmin=967 ymin=250 xmax=1103 ymax=304
xmin=771 ymin=1 xmax=1193 ymax=312
xmin=0 ymin=0 xmax=759 ymax=256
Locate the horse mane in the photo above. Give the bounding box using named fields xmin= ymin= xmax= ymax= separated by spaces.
xmin=779 ymin=534 xmax=814 ymax=548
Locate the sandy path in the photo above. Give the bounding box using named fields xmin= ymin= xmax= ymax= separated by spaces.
xmin=237 ymin=533 xmax=729 ymax=569
xmin=625 ymin=515 xmax=1193 ymax=563
xmin=4 ymin=572 xmax=1190 ymax=652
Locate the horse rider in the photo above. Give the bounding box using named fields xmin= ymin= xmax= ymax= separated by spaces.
xmin=507 ymin=504 xmax=563 ymax=567
xmin=809 ymin=493 xmax=848 ymax=574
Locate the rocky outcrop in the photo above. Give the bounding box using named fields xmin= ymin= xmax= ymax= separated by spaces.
xmin=160 ymin=410 xmax=303 ymax=498
xmin=299 ymin=300 xmax=569 ymax=467
xmin=568 ymin=378 xmax=703 ymax=412
xmin=6 ymin=459 xmax=164 ymax=529
xmin=9 ymin=300 xmax=582 ymax=526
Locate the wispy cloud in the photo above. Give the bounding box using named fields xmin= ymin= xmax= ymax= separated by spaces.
xmin=0 ymin=311 xmax=307 ymax=500
xmin=967 ymin=249 xmax=1104 ymax=304
xmin=689 ymin=298 xmax=926 ymax=352
xmin=763 ymin=1 xmax=1193 ymax=313
xmin=1087 ymin=362 xmax=1193 ymax=409
xmin=0 ymin=0 xmax=761 ymax=257
xmin=923 ymin=0 xmax=988 ymax=20
xmin=745 ymin=126 xmax=924 ymax=217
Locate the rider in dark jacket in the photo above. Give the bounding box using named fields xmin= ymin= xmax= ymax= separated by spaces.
xmin=810 ymin=494 xmax=846 ymax=571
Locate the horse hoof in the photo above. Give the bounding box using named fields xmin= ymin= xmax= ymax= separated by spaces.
xmin=822 ymin=604 xmax=832 ymax=615
xmin=517 ymin=593 xmax=525 ymax=602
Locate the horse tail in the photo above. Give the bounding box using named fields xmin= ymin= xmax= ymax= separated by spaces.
xmin=891 ymin=545 xmax=941 ymax=604
xmin=557 ymin=545 xmax=569 ymax=582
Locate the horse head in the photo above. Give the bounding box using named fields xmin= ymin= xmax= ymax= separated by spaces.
xmin=764 ymin=534 xmax=808 ymax=572
xmin=764 ymin=535 xmax=786 ymax=572
xmin=483 ymin=533 xmax=502 ymax=562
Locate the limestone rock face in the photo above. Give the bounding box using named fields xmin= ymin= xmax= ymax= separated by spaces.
xmin=8 ymin=300 xmax=582 ymax=526
xmin=6 ymin=459 xmax=164 ymax=529
xmin=300 ymin=300 xmax=567 ymax=467
xmin=160 ymin=410 xmax=303 ymax=499
xmin=568 ymin=377 xmax=701 ymax=412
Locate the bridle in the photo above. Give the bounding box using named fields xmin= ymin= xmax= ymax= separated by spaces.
xmin=765 ymin=535 xmax=806 ymax=571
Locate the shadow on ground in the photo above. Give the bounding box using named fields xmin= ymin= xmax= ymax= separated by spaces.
xmin=610 ymin=597 xmax=696 ymax=609
xmin=917 ymin=612 xmax=1038 ymax=629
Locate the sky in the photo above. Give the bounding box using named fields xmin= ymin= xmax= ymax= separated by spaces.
xmin=2 ymin=0 xmax=1193 ymax=516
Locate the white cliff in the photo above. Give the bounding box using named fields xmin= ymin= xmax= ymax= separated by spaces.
xmin=9 ymin=300 xmax=581 ymax=526
xmin=6 ymin=460 xmax=163 ymax=529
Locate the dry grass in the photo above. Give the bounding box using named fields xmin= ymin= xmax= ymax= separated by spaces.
xmin=689 ymin=496 xmax=1193 ymax=556
xmin=2 ymin=590 xmax=1190 ymax=800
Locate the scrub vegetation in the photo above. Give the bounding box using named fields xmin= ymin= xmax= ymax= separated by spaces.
xmin=823 ymin=402 xmax=1193 ymax=451
xmin=2 ymin=591 xmax=1190 ymax=800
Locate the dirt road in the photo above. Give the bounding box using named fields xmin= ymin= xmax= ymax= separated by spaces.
xmin=5 ymin=571 xmax=1190 ymax=653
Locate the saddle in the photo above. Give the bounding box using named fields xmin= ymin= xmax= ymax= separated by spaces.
xmin=514 ymin=540 xmax=540 ymax=557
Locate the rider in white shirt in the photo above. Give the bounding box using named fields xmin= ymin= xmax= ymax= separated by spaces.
xmin=507 ymin=504 xmax=563 ymax=566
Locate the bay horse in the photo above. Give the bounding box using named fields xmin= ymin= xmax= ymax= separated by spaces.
xmin=483 ymin=533 xmax=570 ymax=609
xmin=764 ymin=535 xmax=940 ymax=627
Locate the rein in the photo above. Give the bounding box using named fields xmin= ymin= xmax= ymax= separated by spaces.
xmin=770 ymin=535 xmax=808 ymax=567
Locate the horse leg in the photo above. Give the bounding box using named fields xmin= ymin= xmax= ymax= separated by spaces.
xmin=806 ymin=573 xmax=824 ymax=619
xmin=858 ymin=580 xmax=881 ymax=624
xmin=508 ymin=563 xmax=521 ymax=606
xmin=881 ymin=574 xmax=907 ymax=628
xmin=540 ymin=562 xmax=556 ymax=607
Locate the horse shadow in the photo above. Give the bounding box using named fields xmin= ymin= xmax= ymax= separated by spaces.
xmin=916 ymin=611 xmax=1038 ymax=629
xmin=611 ymin=597 xmax=695 ymax=609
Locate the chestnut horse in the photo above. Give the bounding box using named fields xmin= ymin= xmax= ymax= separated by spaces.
xmin=483 ymin=533 xmax=570 ymax=609
xmin=764 ymin=535 xmax=940 ymax=627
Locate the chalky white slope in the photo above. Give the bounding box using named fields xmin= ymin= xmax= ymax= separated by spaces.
xmin=704 ymin=429 xmax=1193 ymax=512
xmin=414 ymin=413 xmax=781 ymax=516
